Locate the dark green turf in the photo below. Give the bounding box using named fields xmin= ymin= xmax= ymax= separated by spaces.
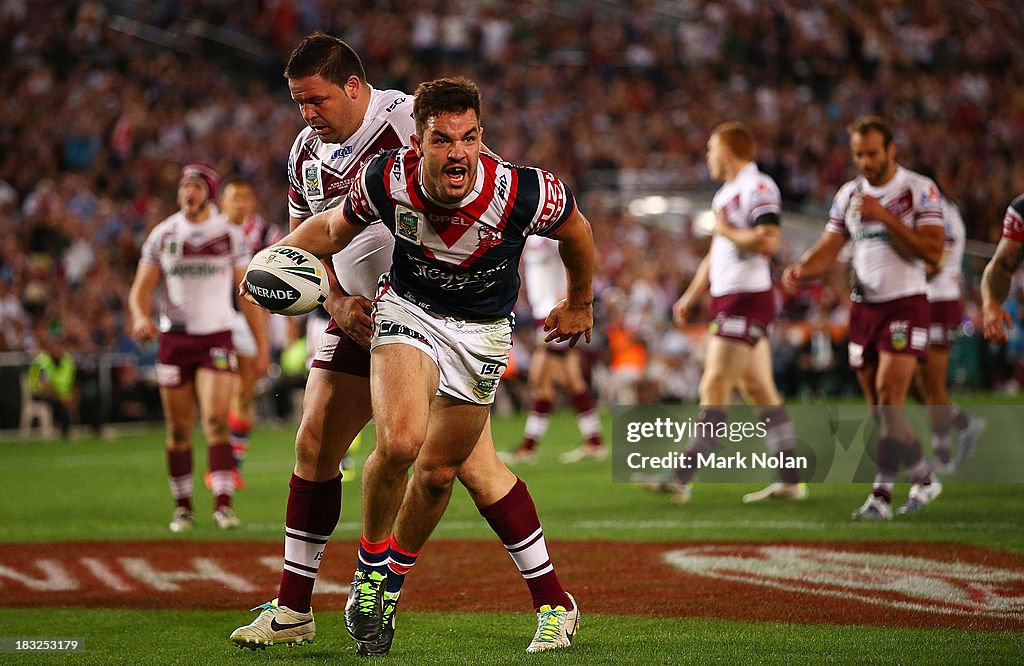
xmin=0 ymin=609 xmax=1021 ymax=665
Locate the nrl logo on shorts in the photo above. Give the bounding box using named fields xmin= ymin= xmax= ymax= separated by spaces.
xmin=397 ymin=212 xmax=420 ymax=242
xmin=210 ymin=347 xmax=235 ymax=371
xmin=889 ymin=320 xmax=909 ymax=351
xmin=473 ymin=378 xmax=498 ymax=400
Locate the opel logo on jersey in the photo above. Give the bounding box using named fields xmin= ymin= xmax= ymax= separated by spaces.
xmin=428 ymin=213 xmax=472 ymax=227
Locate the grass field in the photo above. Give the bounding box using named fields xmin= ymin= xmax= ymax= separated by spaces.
xmin=1 ymin=406 xmax=1023 ymax=664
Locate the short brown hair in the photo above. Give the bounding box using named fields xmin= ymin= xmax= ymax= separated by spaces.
xmin=413 ymin=77 xmax=482 ymax=137
xmin=712 ymin=121 xmax=756 ymax=162
xmin=847 ymin=115 xmax=893 ymax=146
xmin=284 ymin=32 xmax=365 ymax=87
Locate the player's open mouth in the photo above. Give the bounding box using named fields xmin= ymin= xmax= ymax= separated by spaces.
xmin=444 ymin=166 xmax=467 ymax=187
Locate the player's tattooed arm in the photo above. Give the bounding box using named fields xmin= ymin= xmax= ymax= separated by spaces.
xmin=982 ymin=238 xmax=1024 ymax=306
xmin=981 ymin=237 xmax=1023 ymax=343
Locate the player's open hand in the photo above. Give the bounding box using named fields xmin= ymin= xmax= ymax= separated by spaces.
xmin=544 ymin=299 xmax=593 ymax=347
xmin=328 ymin=294 xmax=374 ymax=350
xmin=237 ymin=278 xmax=259 ymax=307
xmin=983 ymin=302 xmax=1013 ymax=344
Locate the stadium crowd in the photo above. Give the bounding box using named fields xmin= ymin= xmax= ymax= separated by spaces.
xmin=1 ymin=1 xmax=1023 ymax=425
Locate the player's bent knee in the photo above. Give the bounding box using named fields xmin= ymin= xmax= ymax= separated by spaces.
xmin=374 ymin=437 xmax=421 ymax=470
xmin=169 ymin=430 xmax=191 ymax=448
xmin=416 ymin=464 xmax=459 ymax=498
xmin=203 ymin=417 xmax=229 ymax=441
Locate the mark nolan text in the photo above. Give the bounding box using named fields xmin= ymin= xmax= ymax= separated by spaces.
xmin=627 ymin=451 xmax=807 ymax=471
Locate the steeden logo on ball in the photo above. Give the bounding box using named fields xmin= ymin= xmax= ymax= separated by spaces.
xmin=245 ymin=246 xmax=327 ymax=316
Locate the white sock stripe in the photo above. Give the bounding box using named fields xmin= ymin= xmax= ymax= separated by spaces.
xmin=873 ymin=473 xmax=895 ymax=489
xmin=509 ymin=535 xmax=551 ymax=573
xmin=577 ymin=412 xmax=602 ymax=439
xmin=524 ymin=413 xmax=550 ymax=440
xmin=285 ymin=534 xmax=328 ymax=571
xmin=508 ymin=531 xmax=544 ymax=556
xmin=282 ymin=562 xmax=318 ymax=579
xmin=358 ymin=552 xmax=388 ymax=567
xmin=285 ymin=528 xmax=331 ymax=543
xmin=387 ymin=560 xmax=416 ymax=576
xmin=764 ymin=421 xmax=796 ymax=454
xmin=168 ymin=475 xmax=192 ymax=501
xmin=521 ymin=563 xmax=554 ymax=579
xmin=907 ymin=459 xmax=932 ymax=483
xmin=506 ymin=527 xmax=544 ymax=552
xmin=210 ymin=470 xmax=234 ymax=496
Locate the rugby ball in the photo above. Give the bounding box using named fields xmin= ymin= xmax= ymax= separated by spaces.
xmin=245 ymin=246 xmax=328 ymax=316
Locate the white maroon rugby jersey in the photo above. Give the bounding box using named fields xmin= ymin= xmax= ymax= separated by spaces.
xmin=708 ymin=162 xmax=781 ymax=297
xmin=140 ymin=208 xmax=250 ymax=335
xmin=342 ymin=147 xmax=576 ymax=319
xmin=926 ymin=198 xmax=965 ymax=303
xmin=825 ymin=166 xmax=944 ymax=303
xmin=287 ymin=86 xmax=413 ymax=299
xmin=1001 ymin=193 xmax=1024 ymax=243
xmin=522 ymin=234 xmax=566 ymax=319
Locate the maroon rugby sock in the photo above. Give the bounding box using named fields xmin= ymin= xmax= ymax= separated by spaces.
xmin=277 ymin=473 xmax=341 ymax=613
xmin=479 ymin=478 xmax=572 ymax=611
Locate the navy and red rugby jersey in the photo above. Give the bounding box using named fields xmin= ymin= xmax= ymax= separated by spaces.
xmin=342 ymin=147 xmax=576 ymax=320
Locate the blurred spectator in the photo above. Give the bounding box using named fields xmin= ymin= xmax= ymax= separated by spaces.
xmin=0 ymin=0 xmax=1020 ymax=415
xmin=26 ymin=332 xmax=77 ymax=437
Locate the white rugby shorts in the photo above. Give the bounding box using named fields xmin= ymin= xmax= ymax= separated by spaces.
xmin=371 ymin=288 xmax=512 ymax=405
xmin=230 ymin=310 xmax=258 ymax=358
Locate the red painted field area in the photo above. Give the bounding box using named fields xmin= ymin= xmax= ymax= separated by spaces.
xmin=1 ymin=540 xmax=1022 ymax=631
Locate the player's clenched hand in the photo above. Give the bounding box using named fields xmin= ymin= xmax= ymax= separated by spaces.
xmin=131 ymin=317 xmax=158 ymax=342
xmin=983 ymin=302 xmax=1013 ymax=344
xmin=672 ymin=295 xmax=693 ymax=328
xmin=712 ymin=210 xmax=733 ymax=236
xmin=328 ymin=294 xmax=374 ymax=350
xmin=859 ymin=194 xmax=889 ymax=222
xmin=543 ymin=299 xmax=593 ymax=347
xmin=781 ymin=263 xmax=803 ymax=294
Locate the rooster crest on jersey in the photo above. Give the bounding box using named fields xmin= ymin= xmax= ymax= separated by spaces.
xmin=245 ymin=246 xmax=328 ymax=316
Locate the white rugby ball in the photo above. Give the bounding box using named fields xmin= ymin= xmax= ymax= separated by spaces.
xmin=245 ymin=245 xmax=328 ymax=316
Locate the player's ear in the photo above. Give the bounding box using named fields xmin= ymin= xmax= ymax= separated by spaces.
xmin=411 ymin=133 xmax=423 ymax=157
xmin=343 ymin=75 xmax=362 ymax=100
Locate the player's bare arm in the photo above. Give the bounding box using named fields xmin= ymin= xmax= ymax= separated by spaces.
xmin=674 ymin=253 xmax=710 ymax=327
xmin=278 ymin=205 xmax=364 ymax=258
xmin=290 ymin=213 xmax=373 ymax=348
xmin=782 ymin=231 xmax=846 ymax=292
xmin=714 ymin=213 xmax=781 ymax=256
xmin=860 ymin=195 xmax=944 ymax=264
xmin=981 ymin=237 xmax=1023 ymax=342
xmin=544 ymin=209 xmax=595 ymax=347
xmin=128 ymin=263 xmax=162 ymax=341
